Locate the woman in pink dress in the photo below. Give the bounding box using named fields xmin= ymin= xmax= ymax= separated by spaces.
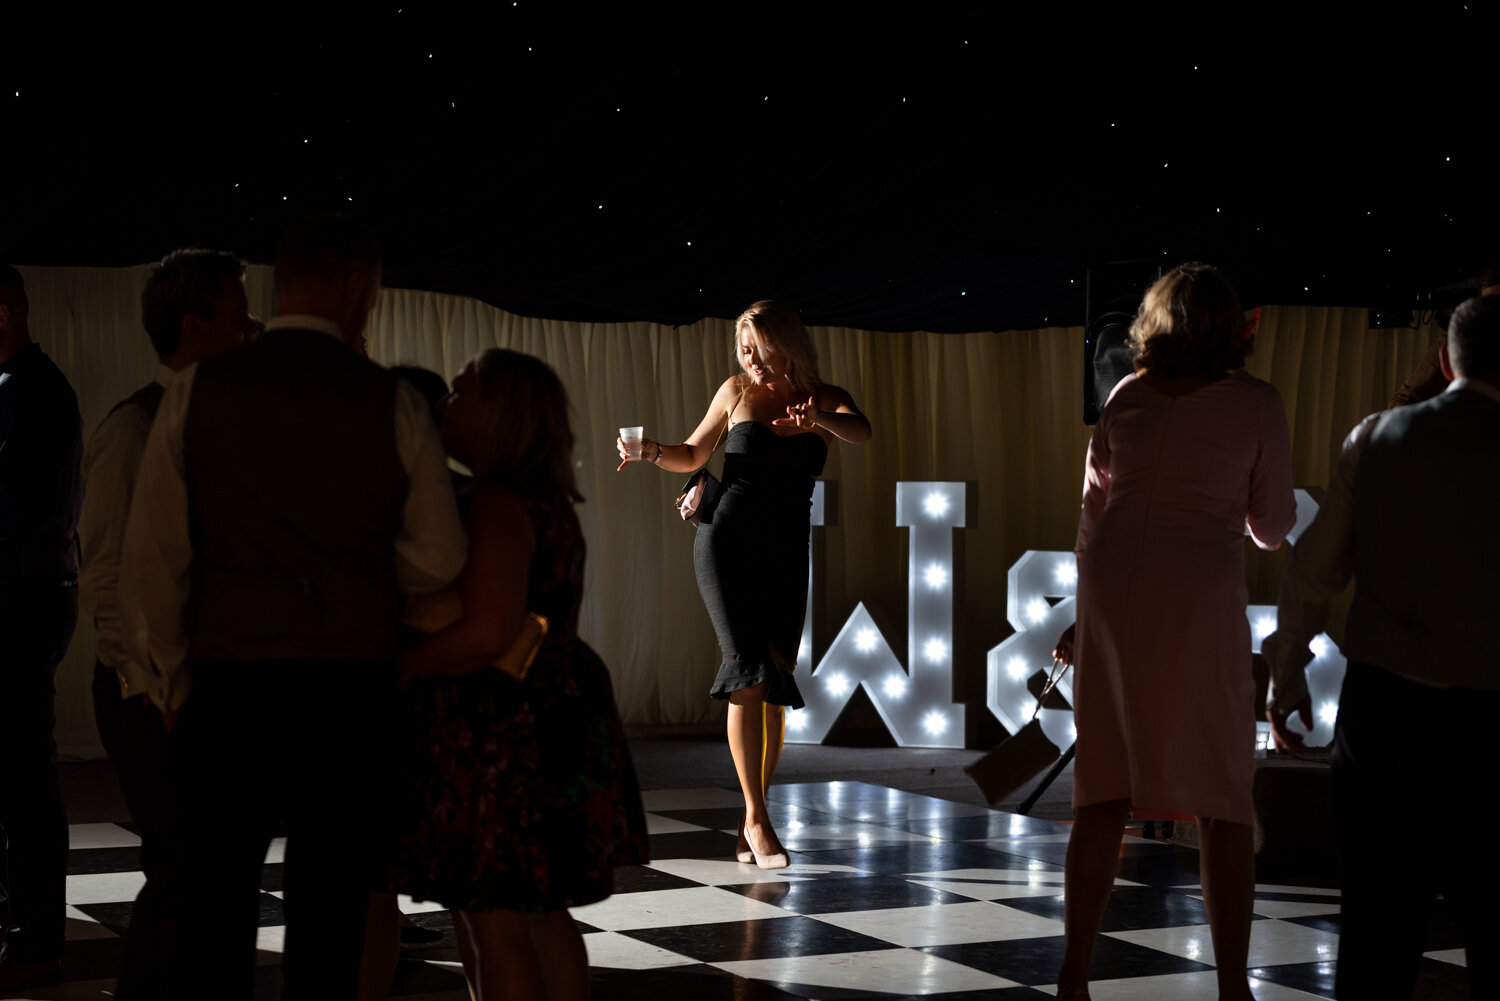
xmin=1053 ymin=264 xmax=1295 ymax=1000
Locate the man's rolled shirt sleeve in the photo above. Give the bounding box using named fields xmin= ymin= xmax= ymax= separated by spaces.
xmin=119 ymin=366 xmax=197 ymax=710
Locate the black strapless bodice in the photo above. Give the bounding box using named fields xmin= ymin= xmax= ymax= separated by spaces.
xmin=718 ymin=422 xmax=828 ymax=510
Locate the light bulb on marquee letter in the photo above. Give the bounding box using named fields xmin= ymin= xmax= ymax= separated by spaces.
xmin=787 ymin=481 xmax=968 ymax=748
xmin=922 ymin=711 xmax=949 ymax=736
xmin=923 ymin=491 xmax=950 ymax=518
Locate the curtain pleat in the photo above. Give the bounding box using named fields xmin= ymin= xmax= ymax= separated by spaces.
xmin=14 ymin=265 xmax=1443 ymax=754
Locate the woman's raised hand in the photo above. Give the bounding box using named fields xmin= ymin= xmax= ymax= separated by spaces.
xmin=773 ymin=396 xmax=821 ymax=430
xmin=616 ymin=435 xmax=654 ymax=472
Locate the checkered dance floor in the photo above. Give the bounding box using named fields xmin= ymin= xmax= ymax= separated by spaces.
xmin=19 ymin=781 xmax=1475 ymax=999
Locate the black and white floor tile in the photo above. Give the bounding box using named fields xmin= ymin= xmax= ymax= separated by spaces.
xmin=10 ymin=782 xmax=1475 ymax=1000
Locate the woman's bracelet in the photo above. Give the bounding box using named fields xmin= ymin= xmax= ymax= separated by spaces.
xmin=652 ymin=441 xmax=664 ymax=464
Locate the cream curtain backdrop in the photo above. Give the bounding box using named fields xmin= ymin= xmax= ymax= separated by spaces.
xmin=16 ymin=263 xmax=1441 ymax=756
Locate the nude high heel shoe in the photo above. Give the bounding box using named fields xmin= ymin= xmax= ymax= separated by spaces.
xmin=736 ymin=810 xmax=753 ymax=865
xmin=744 ymin=822 xmax=789 ymax=870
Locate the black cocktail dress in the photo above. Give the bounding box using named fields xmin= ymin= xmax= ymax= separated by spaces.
xmin=692 ymin=421 xmax=828 ymax=707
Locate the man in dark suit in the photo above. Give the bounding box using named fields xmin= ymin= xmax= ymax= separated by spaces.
xmin=1317 ymin=294 xmax=1500 ymax=1000
xmin=0 ymin=264 xmax=85 ymax=992
xmin=120 ymin=216 xmax=466 ymax=999
xmin=79 ymin=249 xmax=257 ymax=998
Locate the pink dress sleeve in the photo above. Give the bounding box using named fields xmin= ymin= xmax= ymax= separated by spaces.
xmin=1247 ymin=384 xmax=1296 ymax=550
xmin=1075 ymin=406 xmax=1112 ymax=558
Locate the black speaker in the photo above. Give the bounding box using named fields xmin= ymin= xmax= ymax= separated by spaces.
xmin=1083 ymin=263 xmax=1161 ymax=426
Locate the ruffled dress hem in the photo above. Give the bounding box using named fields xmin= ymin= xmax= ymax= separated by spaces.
xmin=708 ymin=659 xmax=805 ymax=709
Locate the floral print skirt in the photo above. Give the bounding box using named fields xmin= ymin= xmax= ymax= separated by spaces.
xmin=389 ymin=635 xmax=649 ymax=911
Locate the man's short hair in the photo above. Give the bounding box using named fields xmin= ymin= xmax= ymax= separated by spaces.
xmin=274 ymin=214 xmax=381 ymax=296
xmin=140 ymin=249 xmax=247 ymax=358
xmin=1447 ymin=295 xmax=1500 ymax=380
xmin=0 ymin=262 xmax=28 ymax=310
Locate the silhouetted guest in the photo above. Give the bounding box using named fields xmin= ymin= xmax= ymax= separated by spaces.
xmin=391 ymin=364 xmax=470 ymax=494
xmin=1053 ymin=264 xmax=1295 ymax=1001
xmin=78 ymin=249 xmax=256 ymax=998
xmin=1386 ymin=251 xmax=1500 ymax=407
xmin=1269 ymin=295 xmax=1500 ymax=1001
xmin=0 ymin=263 xmax=84 ymax=993
xmin=119 ymin=216 xmax=466 ymax=1000
xmin=390 ymin=349 xmax=648 ymax=1001
xmin=1266 ymin=251 xmax=1500 ymax=725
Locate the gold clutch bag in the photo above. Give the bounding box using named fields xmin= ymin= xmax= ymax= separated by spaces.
xmin=497 ymin=612 xmax=549 ymax=681
xmin=403 ymin=589 xmax=549 ymax=681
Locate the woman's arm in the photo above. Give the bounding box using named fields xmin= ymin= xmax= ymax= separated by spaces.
xmin=617 ymin=375 xmax=743 ymax=473
xmin=398 ymin=487 xmax=535 ymax=685
xmin=1247 ymin=386 xmax=1296 ymax=551
xmin=772 ymin=383 xmax=873 ymax=443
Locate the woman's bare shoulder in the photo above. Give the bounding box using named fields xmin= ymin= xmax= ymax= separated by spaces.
xmin=717 ymin=373 xmax=751 ymax=396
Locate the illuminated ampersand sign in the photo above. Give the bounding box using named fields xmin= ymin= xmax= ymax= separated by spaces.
xmin=784 ymin=482 xmax=968 ymax=749
xmin=985 ymin=489 xmax=1348 ymax=749
xmin=985 ymin=551 xmax=1081 ymax=750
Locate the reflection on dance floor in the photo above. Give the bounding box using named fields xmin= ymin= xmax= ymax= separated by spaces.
xmin=42 ymin=782 xmax=1470 ymax=1000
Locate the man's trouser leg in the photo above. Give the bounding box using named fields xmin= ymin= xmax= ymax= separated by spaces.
xmin=91 ymin=661 xmax=184 ymax=998
xmin=0 ymin=584 xmax=77 ymax=967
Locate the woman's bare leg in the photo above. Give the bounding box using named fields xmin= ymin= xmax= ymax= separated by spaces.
xmin=458 ymin=908 xmax=544 ymax=1000
xmin=762 ymin=704 xmax=785 ymax=794
xmin=457 ymin=908 xmax=587 ymax=1001
xmin=1058 ymin=798 xmax=1131 ymax=998
xmin=526 ymin=910 xmax=589 ymax=1001
xmin=1198 ymin=816 xmax=1256 ymax=1001
xmin=727 ymin=683 xmax=785 ymax=864
xmin=451 ymin=910 xmax=479 ymax=1001
xmin=357 ymin=891 xmax=401 ymax=1001
xmin=737 ymin=704 xmax=787 ymax=861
